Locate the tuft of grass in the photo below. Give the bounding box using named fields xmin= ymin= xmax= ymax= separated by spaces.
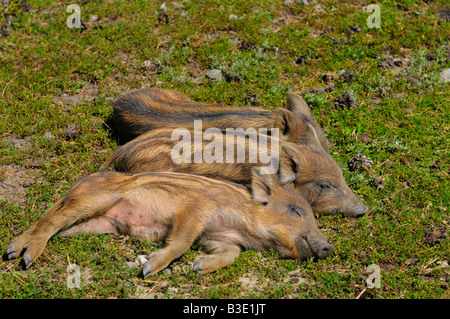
xmin=365 ymin=73 xmax=394 ymax=98
xmin=407 ymin=49 xmax=444 ymax=88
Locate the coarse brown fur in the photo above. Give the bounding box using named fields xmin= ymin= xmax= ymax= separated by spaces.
xmin=103 ymin=128 xmax=368 ymax=217
xmin=6 ymin=170 xmax=334 ymax=277
xmin=112 ymin=88 xmax=330 ymax=152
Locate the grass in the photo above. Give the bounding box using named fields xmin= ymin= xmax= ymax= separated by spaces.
xmin=0 ymin=0 xmax=449 ymax=299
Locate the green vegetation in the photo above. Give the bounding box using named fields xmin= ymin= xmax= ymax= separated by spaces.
xmin=0 ymin=0 xmax=448 ymax=299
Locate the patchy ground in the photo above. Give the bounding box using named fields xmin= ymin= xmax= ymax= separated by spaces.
xmin=0 ymin=0 xmax=449 ymax=299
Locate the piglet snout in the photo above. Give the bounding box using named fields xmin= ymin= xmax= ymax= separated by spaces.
xmin=314 ymin=242 xmax=335 ymax=259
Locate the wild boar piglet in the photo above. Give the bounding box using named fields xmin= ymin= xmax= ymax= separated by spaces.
xmin=106 ymin=128 xmax=368 ymax=217
xmin=112 ymin=87 xmax=330 ymax=151
xmin=6 ymin=169 xmax=334 ymax=278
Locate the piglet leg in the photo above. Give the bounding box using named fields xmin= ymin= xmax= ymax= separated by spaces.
xmin=142 ymin=204 xmax=207 ymax=278
xmin=7 ymin=175 xmax=121 ymax=269
xmin=193 ymin=241 xmax=241 ymax=273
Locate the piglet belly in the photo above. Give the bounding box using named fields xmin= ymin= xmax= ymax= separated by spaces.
xmin=105 ymin=200 xmax=169 ymax=241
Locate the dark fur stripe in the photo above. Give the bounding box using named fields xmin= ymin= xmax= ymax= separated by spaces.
xmin=115 ymin=98 xmax=270 ymax=122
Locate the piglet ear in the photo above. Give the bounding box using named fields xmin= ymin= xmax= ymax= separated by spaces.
xmin=273 ymin=108 xmax=300 ymax=138
xmin=304 ymin=123 xmax=322 ymax=148
xmin=286 ymin=92 xmax=313 ymax=118
xmin=286 ymin=92 xmax=331 ymax=153
xmin=278 ymin=143 xmax=305 ymax=184
xmin=251 ymin=167 xmax=273 ymax=204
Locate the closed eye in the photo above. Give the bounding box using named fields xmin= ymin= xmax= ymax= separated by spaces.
xmin=288 ymin=205 xmax=307 ymax=218
xmin=318 ymin=181 xmax=333 ymax=191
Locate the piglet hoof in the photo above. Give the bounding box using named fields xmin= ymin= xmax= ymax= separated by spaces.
xmin=142 ymin=254 xmax=156 ymax=279
xmin=141 ymin=251 xmax=171 ymax=278
xmin=6 ymin=244 xmax=17 ymax=260
xmin=142 ymin=263 xmax=153 ymax=279
xmin=192 ymin=255 xmax=230 ymax=274
xmin=22 ymin=253 xmax=33 ymax=270
xmin=7 ymin=236 xmax=49 ymax=270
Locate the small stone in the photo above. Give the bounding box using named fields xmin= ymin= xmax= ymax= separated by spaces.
xmin=438 ymin=68 xmax=450 ymax=83
xmin=229 ymin=14 xmax=238 ymax=20
xmin=205 ymin=33 xmax=219 ymax=39
xmin=90 ymin=15 xmax=98 ymax=22
xmin=126 ymin=254 xmax=151 ymax=269
xmin=172 ymin=2 xmax=184 ymax=9
xmin=283 ymin=0 xmax=293 ymax=5
xmin=206 ymin=69 xmax=222 ymax=81
xmin=61 ymin=95 xmax=81 ymax=106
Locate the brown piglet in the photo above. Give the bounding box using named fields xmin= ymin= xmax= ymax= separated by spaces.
xmin=112 ymin=87 xmax=330 ymax=152
xmin=105 ymin=128 xmax=368 ymax=217
xmin=6 ymin=169 xmax=334 ymax=278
